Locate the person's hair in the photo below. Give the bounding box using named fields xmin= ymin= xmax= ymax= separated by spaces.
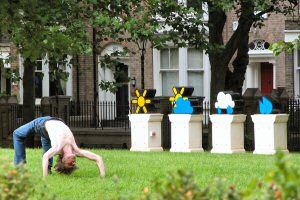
xmin=54 ymin=155 xmax=78 ymax=175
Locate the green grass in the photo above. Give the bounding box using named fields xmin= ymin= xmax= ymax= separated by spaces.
xmin=1 ymin=148 xmax=300 ymax=200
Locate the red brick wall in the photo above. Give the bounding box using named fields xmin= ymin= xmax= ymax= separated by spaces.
xmin=224 ymin=11 xmax=287 ymax=91
xmin=72 ymin=28 xmax=154 ymax=101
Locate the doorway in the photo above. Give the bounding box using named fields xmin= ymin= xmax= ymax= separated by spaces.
xmin=115 ymin=63 xmax=129 ymax=118
xmin=261 ymin=62 xmax=273 ymax=95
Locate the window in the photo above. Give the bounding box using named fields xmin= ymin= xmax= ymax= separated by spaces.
xmin=160 ymin=48 xmax=179 ymax=96
xmin=155 ymin=0 xmax=208 ymax=33
xmin=35 ymin=59 xmax=43 ymax=98
xmin=158 ymin=47 xmax=205 ymax=97
xmin=295 ymin=50 xmax=300 ymax=97
xmin=186 ymin=0 xmax=202 ymax=9
xmin=187 ymin=48 xmax=203 ymax=96
xmin=49 ymin=60 xmax=67 ymax=96
xmin=0 ymin=50 xmax=12 ymax=95
xmin=19 ymin=55 xmax=72 ymax=104
xmin=187 ymin=0 xmax=208 ymax=21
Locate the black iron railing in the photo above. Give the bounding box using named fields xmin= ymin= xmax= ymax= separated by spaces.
xmin=5 ymin=98 xmax=300 ymax=151
xmin=7 ymin=101 xmax=130 ymax=131
xmin=68 ymin=101 xmax=130 ymax=129
xmin=288 ymin=98 xmax=300 ymax=151
xmin=8 ymin=104 xmax=43 ymax=133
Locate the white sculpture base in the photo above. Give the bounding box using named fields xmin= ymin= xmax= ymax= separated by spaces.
xmin=168 ymin=114 xmax=204 ymax=152
xmin=129 ymin=114 xmax=163 ymax=152
xmin=210 ymin=114 xmax=246 ymax=154
xmin=251 ymin=114 xmax=289 ymax=155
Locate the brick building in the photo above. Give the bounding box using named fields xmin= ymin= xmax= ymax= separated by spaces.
xmin=1 ymin=2 xmax=300 ymax=109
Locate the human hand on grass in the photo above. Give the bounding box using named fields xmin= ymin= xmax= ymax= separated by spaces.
xmin=97 ymin=159 xmax=106 ymax=177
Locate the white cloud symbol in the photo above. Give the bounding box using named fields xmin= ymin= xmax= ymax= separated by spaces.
xmin=215 ymin=92 xmax=235 ymax=109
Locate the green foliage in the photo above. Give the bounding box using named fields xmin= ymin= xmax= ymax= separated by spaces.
xmin=99 ymin=81 xmax=122 ymax=93
xmin=0 ymin=0 xmax=91 ymax=61
xmin=263 ymin=152 xmax=300 ymax=200
xmin=0 ymin=157 xmax=58 ymax=200
xmin=98 ymin=52 xmax=130 ymax=93
xmin=270 ymin=40 xmax=297 ymax=56
xmin=135 ymin=170 xmax=242 ymax=200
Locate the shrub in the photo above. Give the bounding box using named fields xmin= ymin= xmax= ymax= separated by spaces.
xmin=0 ymin=157 xmax=58 ymax=200
xmin=262 ymin=152 xmax=300 ymax=200
xmin=139 ymin=170 xmax=241 ymax=200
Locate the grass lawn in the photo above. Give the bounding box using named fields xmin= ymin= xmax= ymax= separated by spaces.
xmin=1 ymin=148 xmax=300 ymax=200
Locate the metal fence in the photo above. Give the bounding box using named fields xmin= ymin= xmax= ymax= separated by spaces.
xmin=4 ymin=98 xmax=300 ymax=151
xmin=67 ymin=101 xmax=130 ymax=129
xmin=7 ymin=104 xmax=43 ymax=134
xmin=288 ymin=98 xmax=300 ymax=151
xmin=199 ymin=99 xmax=300 ymax=151
xmin=7 ymin=101 xmax=130 ymax=132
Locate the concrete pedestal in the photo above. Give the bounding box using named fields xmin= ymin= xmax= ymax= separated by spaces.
xmin=129 ymin=114 xmax=163 ymax=151
xmin=251 ymin=114 xmax=289 ymax=154
xmin=168 ymin=114 xmax=204 ymax=152
xmin=210 ymin=114 xmax=246 ymax=153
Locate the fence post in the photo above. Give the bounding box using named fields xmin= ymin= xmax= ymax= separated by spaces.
xmin=0 ymin=96 xmax=18 ymax=147
xmin=277 ymin=87 xmax=290 ymax=113
xmin=41 ymin=97 xmax=51 ymax=116
xmin=154 ymin=96 xmax=171 ymax=149
xmin=49 ymin=95 xmax=71 ymax=122
xmin=243 ymin=88 xmax=262 ymax=113
xmin=242 ymin=88 xmax=262 ymax=151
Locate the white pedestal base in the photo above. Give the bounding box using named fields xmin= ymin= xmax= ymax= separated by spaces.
xmin=129 ymin=114 xmax=163 ymax=152
xmin=168 ymin=114 xmax=204 ymax=152
xmin=210 ymin=114 xmax=246 ymax=154
xmin=251 ymin=114 xmax=289 ymax=155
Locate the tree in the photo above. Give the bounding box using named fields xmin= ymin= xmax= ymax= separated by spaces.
xmin=90 ymin=0 xmax=298 ymax=103
xmin=89 ymin=0 xmax=208 ymax=90
xmin=0 ymin=0 xmax=91 ymax=146
xmin=206 ymin=0 xmax=297 ymax=103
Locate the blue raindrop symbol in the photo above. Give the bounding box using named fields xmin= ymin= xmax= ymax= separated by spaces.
xmin=259 ymin=96 xmax=273 ymax=114
xmin=227 ymin=106 xmax=234 ymax=114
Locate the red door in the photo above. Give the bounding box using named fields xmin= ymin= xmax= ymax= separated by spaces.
xmin=261 ymin=62 xmax=273 ymax=95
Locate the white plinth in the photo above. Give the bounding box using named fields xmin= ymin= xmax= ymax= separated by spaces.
xmin=210 ymin=114 xmax=246 ymax=154
xmin=168 ymin=114 xmax=204 ymax=152
xmin=251 ymin=114 xmax=289 ymax=155
xmin=129 ymin=114 xmax=163 ymax=152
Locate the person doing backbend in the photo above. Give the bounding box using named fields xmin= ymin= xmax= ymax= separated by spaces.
xmin=13 ymin=116 xmax=106 ymax=177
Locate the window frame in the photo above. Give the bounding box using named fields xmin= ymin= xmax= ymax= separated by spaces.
xmin=159 ymin=47 xmax=180 ymax=96
xmin=156 ymin=47 xmax=206 ymax=97
xmin=294 ymin=48 xmax=300 ymax=97
xmin=19 ymin=55 xmax=73 ymax=104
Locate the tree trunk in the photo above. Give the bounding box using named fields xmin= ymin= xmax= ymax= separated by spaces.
xmin=226 ymin=35 xmax=250 ymax=94
xmin=208 ymin=7 xmax=227 ymax=106
xmin=207 ymin=6 xmax=227 ymax=150
xmin=225 ymin=0 xmax=255 ymax=94
xmin=141 ymin=47 xmax=145 ymax=89
xmin=23 ymin=58 xmax=36 ymax=147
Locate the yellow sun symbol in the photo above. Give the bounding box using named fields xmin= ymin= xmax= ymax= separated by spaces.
xmin=132 ymin=90 xmax=152 ymax=113
xmin=169 ymin=87 xmax=188 ymax=106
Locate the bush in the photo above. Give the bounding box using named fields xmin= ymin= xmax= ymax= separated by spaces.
xmin=262 ymin=152 xmax=300 ymax=200
xmin=0 ymin=157 xmax=58 ymax=200
xmin=139 ymin=170 xmax=241 ymax=200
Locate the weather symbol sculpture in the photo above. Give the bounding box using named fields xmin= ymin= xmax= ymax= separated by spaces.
xmin=215 ymin=92 xmax=235 ymax=114
xmin=169 ymin=87 xmax=194 ymax=106
xmin=259 ymin=96 xmax=273 ymax=114
xmin=131 ymin=89 xmax=156 ymax=113
xmin=173 ymin=97 xmax=194 ymax=114
xmin=169 ymin=87 xmax=194 ymax=114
